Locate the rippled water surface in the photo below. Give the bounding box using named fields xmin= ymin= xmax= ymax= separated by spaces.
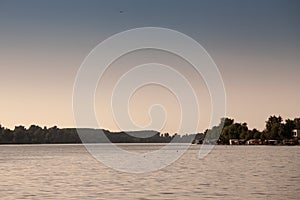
xmin=0 ymin=144 xmax=299 ymax=199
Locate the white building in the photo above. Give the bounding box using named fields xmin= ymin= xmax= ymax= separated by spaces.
xmin=292 ymin=129 xmax=300 ymax=138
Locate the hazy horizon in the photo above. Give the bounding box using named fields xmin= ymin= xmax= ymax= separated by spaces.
xmin=1 ymin=0 xmax=299 ymax=134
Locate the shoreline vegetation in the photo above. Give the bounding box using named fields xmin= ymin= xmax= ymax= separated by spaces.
xmin=0 ymin=115 xmax=299 ymax=145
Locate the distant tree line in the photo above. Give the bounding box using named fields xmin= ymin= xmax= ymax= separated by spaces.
xmin=0 ymin=125 xmax=195 ymax=144
xmin=205 ymin=116 xmax=300 ymax=144
xmin=0 ymin=115 xmax=299 ymax=144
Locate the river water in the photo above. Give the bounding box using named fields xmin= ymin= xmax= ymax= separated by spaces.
xmin=0 ymin=144 xmax=299 ymax=199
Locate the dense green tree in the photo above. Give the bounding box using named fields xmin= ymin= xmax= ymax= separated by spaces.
xmin=0 ymin=128 xmax=13 ymax=143
xmin=253 ymin=129 xmax=261 ymax=139
xmin=265 ymin=116 xmax=285 ymax=140
xmin=205 ymin=126 xmax=222 ymax=141
xmin=239 ymin=123 xmax=249 ymax=139
xmin=294 ymin=118 xmax=300 ymax=129
xmin=222 ymin=118 xmax=234 ymax=128
xmin=284 ymin=119 xmax=295 ymax=139
xmin=1 ymin=128 xmax=6 ymax=142
xmin=0 ymin=125 xmax=3 ymax=137
xmin=13 ymin=126 xmax=29 ymax=143
xmin=266 ymin=116 xmax=282 ymax=132
xmin=219 ymin=120 xmax=249 ymax=143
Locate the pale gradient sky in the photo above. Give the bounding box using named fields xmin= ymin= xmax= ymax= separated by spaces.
xmin=0 ymin=0 xmax=299 ymax=133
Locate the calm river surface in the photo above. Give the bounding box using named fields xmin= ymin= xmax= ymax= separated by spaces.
xmin=0 ymin=144 xmax=299 ymax=199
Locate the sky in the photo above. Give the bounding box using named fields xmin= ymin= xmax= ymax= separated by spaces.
xmin=0 ymin=0 xmax=299 ymax=134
